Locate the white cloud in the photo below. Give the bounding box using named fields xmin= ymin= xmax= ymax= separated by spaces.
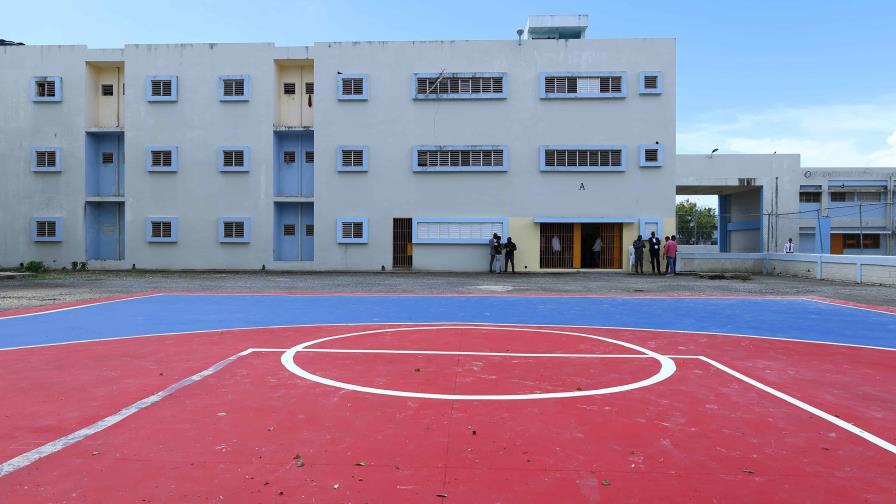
xmin=678 ymin=95 xmax=896 ymax=167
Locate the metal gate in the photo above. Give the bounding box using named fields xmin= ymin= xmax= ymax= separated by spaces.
xmin=539 ymin=223 xmax=574 ymax=269
xmin=392 ymin=218 xmax=413 ymax=269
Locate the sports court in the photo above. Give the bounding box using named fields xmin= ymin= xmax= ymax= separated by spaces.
xmin=0 ymin=292 xmax=894 ymax=502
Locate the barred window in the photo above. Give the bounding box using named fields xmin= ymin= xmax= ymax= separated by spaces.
xmin=544 ymin=149 xmax=622 ymax=167
xmin=416 ymin=149 xmax=504 ymax=167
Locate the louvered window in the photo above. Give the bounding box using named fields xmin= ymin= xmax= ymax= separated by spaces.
xmin=341 ymin=78 xmax=364 ymax=96
xmin=101 ymin=84 xmax=114 ymax=96
xmin=830 ymin=192 xmax=851 ymax=202
xmin=283 ymin=224 xmax=296 ymax=236
xmin=341 ymin=150 xmax=365 ymax=167
xmin=799 ymin=192 xmax=821 ymax=203
xmin=644 ymin=149 xmax=659 ymax=163
xmin=223 ymin=79 xmax=245 ymax=97
xmin=151 ymin=150 xmax=173 ymax=167
xmin=151 ymin=79 xmax=172 ymax=97
xmin=151 ymin=220 xmax=172 ymax=239
xmin=416 ymin=149 xmax=504 ymax=168
xmin=415 ymin=220 xmax=504 ymax=243
xmin=283 ymin=151 xmax=297 ymax=164
xmin=35 ymin=150 xmax=57 ymax=168
xmin=101 ymin=152 xmax=114 ymax=164
xmin=415 ymin=76 xmax=504 ymax=96
xmin=544 ymin=76 xmax=622 ymax=95
xmin=223 ymin=150 xmax=244 ymax=167
xmin=35 ymin=220 xmax=57 ymax=238
xmin=305 ymin=82 xmax=314 ymax=95
xmin=857 ymin=192 xmax=882 ymax=203
xmin=283 ymin=82 xmax=296 ymax=95
xmin=36 ymin=80 xmax=56 ymax=97
xmin=223 ymin=221 xmax=245 ymax=239
xmin=304 ymin=151 xmax=314 ymax=164
xmin=341 ymin=221 xmax=364 ymax=240
xmin=544 ymin=149 xmax=622 ymax=167
xmin=305 ymin=225 xmax=314 ymax=237
xmin=643 ymin=75 xmax=658 ymax=89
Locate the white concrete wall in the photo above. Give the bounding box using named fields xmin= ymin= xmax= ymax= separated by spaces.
xmin=679 ymin=252 xmax=896 ymax=286
xmin=312 ymin=38 xmax=677 ymax=271
xmin=0 ymin=45 xmax=90 ymax=269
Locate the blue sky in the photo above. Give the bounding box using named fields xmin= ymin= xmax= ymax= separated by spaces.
xmin=4 ymin=0 xmax=895 ymax=172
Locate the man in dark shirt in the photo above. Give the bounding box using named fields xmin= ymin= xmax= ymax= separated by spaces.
xmin=504 ymin=237 xmax=518 ymax=273
xmin=647 ymin=231 xmax=662 ymax=274
xmin=632 ymin=235 xmax=645 ymax=274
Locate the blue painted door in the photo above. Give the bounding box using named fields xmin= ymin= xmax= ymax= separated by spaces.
xmin=300 ymin=133 xmax=314 ymax=197
xmin=275 ymin=134 xmax=301 ymax=196
xmin=275 ymin=203 xmax=300 ymax=261
xmin=300 ymin=202 xmax=314 ymax=260
xmin=98 ymin=135 xmax=122 ymax=196
xmin=86 ymin=202 xmax=123 ymax=260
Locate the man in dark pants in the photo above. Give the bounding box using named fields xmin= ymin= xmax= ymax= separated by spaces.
xmin=632 ymin=235 xmax=645 ymax=274
xmin=504 ymin=237 xmax=517 ymax=273
xmin=647 ymin=231 xmax=662 ymax=274
xmin=488 ymin=233 xmax=498 ymax=272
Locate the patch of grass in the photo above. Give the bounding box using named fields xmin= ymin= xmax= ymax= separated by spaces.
xmin=23 ymin=260 xmax=48 ymax=273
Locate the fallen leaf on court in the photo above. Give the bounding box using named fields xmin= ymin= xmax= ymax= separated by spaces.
xmin=742 ymin=469 xmax=755 ymax=474
xmin=472 ymin=430 xmax=477 ymax=435
xmin=576 ymin=386 xmax=582 ymax=391
xmin=296 ymin=460 xmax=305 ymax=467
xmin=90 ymin=451 xmax=100 ymax=456
xmin=436 ymin=493 xmax=448 ymax=498
xmin=267 ymin=427 xmax=274 ymax=432
xmin=355 ymin=461 xmax=367 ymax=466
xmin=333 ymin=483 xmax=340 ymax=489
xmin=414 ymin=368 xmax=421 ymax=372
xmin=601 ymin=479 xmax=611 ymax=486
xmin=216 ymin=412 xmax=227 ymax=416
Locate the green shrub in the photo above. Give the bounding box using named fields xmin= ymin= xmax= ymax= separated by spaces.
xmin=23 ymin=260 xmax=47 ymax=273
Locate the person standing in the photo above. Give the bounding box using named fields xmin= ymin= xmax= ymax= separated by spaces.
xmin=592 ymin=235 xmax=602 ymax=268
xmin=647 ymin=231 xmax=661 ymax=274
xmin=664 ymin=235 xmax=678 ymax=275
xmin=494 ymin=237 xmax=505 ymax=273
xmin=632 ymin=235 xmax=645 ymax=274
xmin=784 ymin=238 xmax=795 ymax=253
xmin=505 ymin=237 xmax=517 ymax=273
xmin=662 ymin=236 xmax=670 ymax=274
xmin=489 ymin=233 xmax=498 ymax=272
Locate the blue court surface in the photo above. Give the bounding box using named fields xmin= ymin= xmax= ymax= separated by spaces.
xmin=1 ymin=293 xmax=894 ymax=350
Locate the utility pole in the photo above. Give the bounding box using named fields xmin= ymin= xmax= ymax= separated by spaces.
xmin=816 ymin=209 xmax=823 ymax=254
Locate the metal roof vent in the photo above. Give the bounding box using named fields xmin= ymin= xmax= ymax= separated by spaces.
xmin=524 ymin=15 xmax=588 ymax=40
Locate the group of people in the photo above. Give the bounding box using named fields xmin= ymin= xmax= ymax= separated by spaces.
xmin=489 ymin=233 xmax=518 ymax=273
xmin=630 ymin=231 xmax=677 ymax=275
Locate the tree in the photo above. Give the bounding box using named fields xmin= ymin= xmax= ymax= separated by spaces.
xmin=676 ymin=199 xmax=718 ymax=245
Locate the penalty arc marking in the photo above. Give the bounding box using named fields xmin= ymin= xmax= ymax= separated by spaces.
xmin=280 ymin=326 xmax=677 ymax=400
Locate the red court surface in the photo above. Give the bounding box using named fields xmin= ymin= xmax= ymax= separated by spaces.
xmin=1 ymin=323 xmax=894 ymax=503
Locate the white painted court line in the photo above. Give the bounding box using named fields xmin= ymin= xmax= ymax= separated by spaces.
xmin=0 ymin=351 xmax=245 ymax=478
xmin=3 ymin=320 xmax=893 ymax=354
xmin=281 ymin=326 xmax=677 ymax=400
xmin=0 ymin=293 xmax=163 ymax=320
xmin=697 ymin=356 xmax=896 ymax=456
xmin=296 ymin=348 xmax=700 ymax=359
xmin=803 ymin=297 xmax=896 ymax=317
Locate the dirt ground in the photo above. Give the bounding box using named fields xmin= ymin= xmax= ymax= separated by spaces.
xmin=1 ymin=270 xmax=894 ymax=311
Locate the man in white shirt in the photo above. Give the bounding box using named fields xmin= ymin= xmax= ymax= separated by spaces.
xmin=784 ymin=238 xmax=795 ymax=253
xmin=592 ymin=236 xmax=602 ymax=268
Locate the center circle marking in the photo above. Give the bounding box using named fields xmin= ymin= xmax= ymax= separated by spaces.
xmin=280 ymin=326 xmax=676 ymax=400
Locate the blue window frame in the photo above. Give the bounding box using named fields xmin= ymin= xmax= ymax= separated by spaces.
xmin=413 ymin=145 xmax=508 ymax=173
xmin=145 ymin=146 xmax=178 ymax=172
xmin=31 ymin=147 xmax=62 ymax=172
xmin=217 ymin=74 xmax=251 ymax=102
xmin=540 ymin=72 xmax=627 ymax=99
xmin=31 ymin=76 xmax=62 ymax=102
xmin=336 ymin=217 xmax=369 ymax=244
xmin=539 ymin=145 xmax=627 ymax=172
xmin=412 ymin=217 xmax=508 ymax=245
xmin=31 ymin=217 xmax=63 ymax=242
xmin=639 ymin=144 xmax=664 ymax=167
xmin=412 ymin=72 xmax=507 ymax=100
xmin=218 ymin=217 xmax=251 ymax=243
xmin=337 ymin=74 xmax=369 ymax=101
xmin=217 ymin=146 xmax=250 ymax=172
xmin=639 ymin=71 xmax=664 ymax=95
xmin=336 ymin=145 xmax=369 ymax=172
xmin=145 ymin=75 xmax=178 ymax=102
xmin=145 ymin=217 xmax=178 ymax=243
xmin=639 ymin=218 xmax=663 ymax=239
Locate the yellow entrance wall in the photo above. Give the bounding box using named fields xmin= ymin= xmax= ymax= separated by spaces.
xmin=508 ymin=217 xmax=541 ymax=272
xmin=508 ymin=217 xmax=676 ymax=272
